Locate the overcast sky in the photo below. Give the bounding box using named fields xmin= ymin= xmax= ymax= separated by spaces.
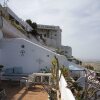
xmin=0 ymin=0 xmax=100 ymax=60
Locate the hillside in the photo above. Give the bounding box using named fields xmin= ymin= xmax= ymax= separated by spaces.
xmin=83 ymin=61 xmax=100 ymax=72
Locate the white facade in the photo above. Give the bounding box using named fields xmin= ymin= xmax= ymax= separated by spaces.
xmin=2 ymin=17 xmax=27 ymax=38
xmin=0 ymin=5 xmax=32 ymax=38
xmin=59 ymin=46 xmax=72 ymax=58
xmin=59 ymin=71 xmax=75 ymax=100
xmin=1 ymin=5 xmax=72 ymax=58
xmin=0 ymin=5 xmax=76 ymax=98
xmin=37 ymin=24 xmax=72 ymax=57
xmin=6 ymin=7 xmax=32 ymax=31
xmin=0 ymin=5 xmax=72 ymax=74
xmin=37 ymin=24 xmax=61 ymax=48
xmin=0 ymin=38 xmax=68 ymax=74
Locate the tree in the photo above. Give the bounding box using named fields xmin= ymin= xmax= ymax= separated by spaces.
xmin=26 ymin=19 xmax=32 ymax=27
xmin=26 ymin=19 xmax=39 ymax=38
xmin=26 ymin=19 xmax=37 ymax=30
xmin=31 ymin=22 xmax=37 ymax=29
xmin=85 ymin=64 xmax=94 ymax=70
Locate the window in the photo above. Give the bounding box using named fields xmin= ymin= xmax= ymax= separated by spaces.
xmin=47 ymin=33 xmax=49 ymax=38
xmin=44 ymin=34 xmax=46 ymax=37
xmin=55 ymin=34 xmax=57 ymax=36
xmin=65 ymin=51 xmax=68 ymax=53
xmin=47 ymin=55 xmax=49 ymax=57
xmin=21 ymin=45 xmax=25 ymax=48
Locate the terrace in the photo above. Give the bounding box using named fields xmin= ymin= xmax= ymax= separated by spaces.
xmin=0 ymin=81 xmax=49 ymax=100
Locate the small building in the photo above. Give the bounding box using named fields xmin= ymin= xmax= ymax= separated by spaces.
xmin=59 ymin=46 xmax=72 ymax=58
xmin=37 ymin=24 xmax=61 ymax=48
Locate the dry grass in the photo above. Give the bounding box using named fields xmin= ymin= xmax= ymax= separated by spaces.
xmin=83 ymin=61 xmax=100 ymax=71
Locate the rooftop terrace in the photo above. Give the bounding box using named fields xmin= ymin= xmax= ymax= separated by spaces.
xmin=0 ymin=81 xmax=48 ymax=100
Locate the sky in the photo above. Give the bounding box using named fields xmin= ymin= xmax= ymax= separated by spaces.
xmin=0 ymin=0 xmax=100 ymax=61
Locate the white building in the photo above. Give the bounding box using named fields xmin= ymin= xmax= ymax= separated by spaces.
xmin=0 ymin=4 xmax=71 ymax=74
xmin=0 ymin=4 xmax=76 ymax=99
xmin=59 ymin=46 xmax=72 ymax=58
xmin=37 ymin=24 xmax=61 ymax=48
xmin=0 ymin=38 xmax=68 ymax=74
xmin=0 ymin=5 xmax=72 ymax=57
xmin=36 ymin=25 xmax=73 ymax=58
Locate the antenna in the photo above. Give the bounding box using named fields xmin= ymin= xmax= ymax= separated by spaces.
xmin=3 ymin=0 xmax=9 ymax=7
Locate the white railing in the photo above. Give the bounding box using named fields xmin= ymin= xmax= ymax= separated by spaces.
xmin=59 ymin=71 xmax=75 ymax=100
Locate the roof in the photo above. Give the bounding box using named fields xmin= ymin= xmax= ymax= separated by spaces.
xmin=69 ymin=62 xmax=85 ymax=71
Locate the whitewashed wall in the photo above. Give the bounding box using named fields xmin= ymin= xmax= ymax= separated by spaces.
xmin=2 ymin=18 xmax=27 ymax=38
xmin=59 ymin=71 xmax=75 ymax=100
xmin=37 ymin=25 xmax=61 ymax=49
xmin=0 ymin=38 xmax=68 ymax=74
xmin=6 ymin=7 xmax=32 ymax=31
xmin=60 ymin=46 xmax=72 ymax=58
